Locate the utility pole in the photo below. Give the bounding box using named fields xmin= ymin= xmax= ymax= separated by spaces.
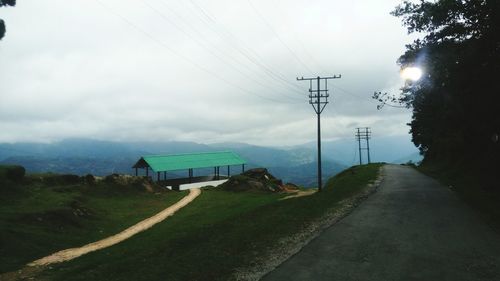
xmin=365 ymin=127 xmax=371 ymax=164
xmin=356 ymin=128 xmax=362 ymax=165
xmin=355 ymin=127 xmax=372 ymax=165
xmin=297 ymin=75 xmax=341 ymax=191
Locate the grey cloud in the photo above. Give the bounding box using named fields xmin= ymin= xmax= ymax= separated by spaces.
xmin=0 ymin=0 xmax=414 ymax=146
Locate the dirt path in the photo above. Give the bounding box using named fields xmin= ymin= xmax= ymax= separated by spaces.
xmin=28 ymin=188 xmax=201 ymax=267
xmin=280 ymin=189 xmax=316 ymax=200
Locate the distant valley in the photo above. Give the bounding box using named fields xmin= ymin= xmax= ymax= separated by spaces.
xmin=0 ymin=137 xmax=421 ymax=186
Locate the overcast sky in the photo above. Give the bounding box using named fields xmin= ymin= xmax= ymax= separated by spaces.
xmin=0 ymin=0 xmax=417 ymax=146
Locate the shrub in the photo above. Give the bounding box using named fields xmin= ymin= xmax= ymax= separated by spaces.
xmin=41 ymin=174 xmax=82 ymax=185
xmin=84 ymin=174 xmax=95 ymax=185
xmin=103 ymin=173 xmax=121 ymax=185
xmin=59 ymin=174 xmax=82 ymax=184
xmin=1 ymin=165 xmax=26 ymax=182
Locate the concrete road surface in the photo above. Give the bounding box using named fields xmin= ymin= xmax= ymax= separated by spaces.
xmin=262 ymin=165 xmax=500 ymax=281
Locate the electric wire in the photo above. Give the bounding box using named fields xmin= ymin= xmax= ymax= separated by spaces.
xmin=143 ymin=1 xmax=304 ymax=102
xmin=183 ymin=0 xmax=307 ymax=94
xmin=189 ymin=0 xmax=216 ymax=23
xmin=94 ymin=0 xmax=300 ymax=104
xmin=295 ymin=36 xmax=330 ymax=74
xmin=331 ymin=84 xmax=367 ymax=100
xmin=184 ymin=1 xmax=370 ymax=106
xmin=146 ymin=0 xmax=304 ymax=101
xmin=246 ymin=0 xmax=315 ymax=75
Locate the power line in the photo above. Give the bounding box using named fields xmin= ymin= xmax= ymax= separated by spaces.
xmin=247 ymin=0 xmax=314 ymax=74
xmin=183 ymin=1 xmax=302 ymax=96
xmin=293 ymin=32 xmax=330 ymax=75
xmin=297 ymin=75 xmax=341 ymax=191
xmin=182 ymin=0 xmax=306 ymax=94
xmin=94 ymin=0 xmax=298 ymax=104
xmin=142 ymin=0 xmax=304 ymax=102
xmin=152 ymin=0 xmax=306 ymax=100
xmin=189 ymin=0 xmax=217 ymax=23
xmin=332 ymin=84 xmax=367 ymax=100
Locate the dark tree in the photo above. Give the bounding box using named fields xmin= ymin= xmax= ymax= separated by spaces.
xmin=0 ymin=19 xmax=5 ymax=40
xmin=0 ymin=0 xmax=16 ymax=40
xmin=384 ymin=0 xmax=500 ymax=175
xmin=0 ymin=0 xmax=16 ymax=5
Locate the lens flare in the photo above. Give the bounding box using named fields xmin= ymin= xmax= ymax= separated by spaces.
xmin=401 ymin=67 xmax=423 ymax=81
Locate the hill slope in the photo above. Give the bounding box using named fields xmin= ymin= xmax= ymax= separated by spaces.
xmin=1 ymin=163 xmax=383 ymax=281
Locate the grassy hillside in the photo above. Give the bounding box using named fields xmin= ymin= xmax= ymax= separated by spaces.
xmin=27 ymin=163 xmax=382 ymax=281
xmin=0 ymin=171 xmax=185 ymax=273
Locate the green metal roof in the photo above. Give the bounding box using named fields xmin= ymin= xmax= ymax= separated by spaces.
xmin=132 ymin=151 xmax=246 ymax=172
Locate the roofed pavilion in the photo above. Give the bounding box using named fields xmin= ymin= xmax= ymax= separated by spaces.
xmin=132 ymin=151 xmax=246 ymax=188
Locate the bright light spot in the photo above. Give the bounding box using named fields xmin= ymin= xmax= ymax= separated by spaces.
xmin=401 ymin=67 xmax=423 ymax=81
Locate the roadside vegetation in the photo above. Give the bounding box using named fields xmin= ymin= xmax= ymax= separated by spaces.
xmin=374 ymin=0 xmax=499 ymax=233
xmin=417 ymin=162 xmax=500 ymax=231
xmin=27 ymin=163 xmax=382 ymax=281
xmin=377 ymin=1 xmax=499 ymax=229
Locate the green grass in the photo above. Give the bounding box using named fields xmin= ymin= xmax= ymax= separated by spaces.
xmin=417 ymin=162 xmax=500 ymax=230
xmin=36 ymin=163 xmax=383 ymax=281
xmin=0 ymin=177 xmax=185 ymax=273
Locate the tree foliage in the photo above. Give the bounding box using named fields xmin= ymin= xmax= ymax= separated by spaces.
xmin=0 ymin=0 xmax=16 ymax=41
xmin=0 ymin=19 xmax=5 ymax=40
xmin=0 ymin=0 xmax=16 ymax=6
xmin=387 ymin=0 xmax=500 ymax=173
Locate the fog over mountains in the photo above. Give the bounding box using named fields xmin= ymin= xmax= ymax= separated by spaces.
xmin=0 ymin=136 xmax=421 ymax=186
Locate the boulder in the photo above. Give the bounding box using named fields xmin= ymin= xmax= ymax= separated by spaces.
xmin=220 ymin=168 xmax=285 ymax=192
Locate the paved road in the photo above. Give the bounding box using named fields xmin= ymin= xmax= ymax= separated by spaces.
xmin=262 ymin=165 xmax=500 ymax=281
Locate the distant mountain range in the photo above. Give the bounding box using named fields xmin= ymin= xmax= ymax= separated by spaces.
xmin=0 ymin=136 xmax=421 ymax=186
xmin=305 ymin=135 xmax=423 ymax=166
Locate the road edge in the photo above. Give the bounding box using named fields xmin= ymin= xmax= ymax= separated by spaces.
xmin=233 ymin=165 xmax=386 ymax=281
